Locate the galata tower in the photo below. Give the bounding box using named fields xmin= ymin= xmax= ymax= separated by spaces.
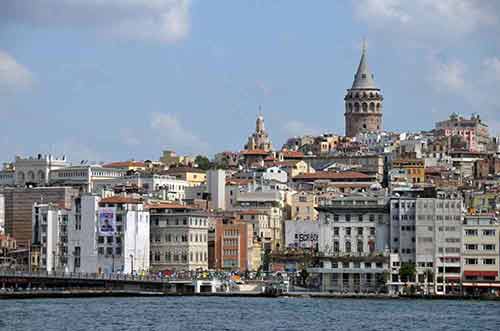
xmin=344 ymin=42 xmax=383 ymax=137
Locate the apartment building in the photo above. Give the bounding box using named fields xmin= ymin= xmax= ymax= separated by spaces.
xmin=148 ymin=203 xmax=209 ymax=272
xmin=462 ymin=214 xmax=500 ymax=295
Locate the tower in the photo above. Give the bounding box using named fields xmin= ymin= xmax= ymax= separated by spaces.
xmin=344 ymin=41 xmax=383 ymax=137
xmin=244 ymin=108 xmax=273 ymax=151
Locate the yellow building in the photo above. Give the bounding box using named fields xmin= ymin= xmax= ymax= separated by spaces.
xmin=392 ymin=159 xmax=425 ymax=184
xmin=166 ymin=166 xmax=206 ymax=186
xmin=289 ymin=191 xmax=318 ymax=221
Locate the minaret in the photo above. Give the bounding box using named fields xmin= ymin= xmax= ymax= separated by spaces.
xmin=344 ymin=41 xmax=383 ymax=137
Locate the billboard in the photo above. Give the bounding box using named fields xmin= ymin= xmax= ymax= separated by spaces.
xmin=98 ymin=207 xmax=116 ymax=236
xmin=284 ymin=220 xmax=319 ymax=249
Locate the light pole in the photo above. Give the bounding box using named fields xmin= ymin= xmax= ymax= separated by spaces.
xmin=130 ymin=254 xmax=134 ymax=274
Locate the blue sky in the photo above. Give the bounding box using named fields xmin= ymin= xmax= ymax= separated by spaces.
xmin=1 ymin=0 xmax=499 ymax=163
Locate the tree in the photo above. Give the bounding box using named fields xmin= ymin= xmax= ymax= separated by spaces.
xmin=299 ymin=268 xmax=309 ymax=287
xmin=399 ymin=262 xmax=416 ymax=283
xmin=195 ymin=155 xmax=211 ymax=170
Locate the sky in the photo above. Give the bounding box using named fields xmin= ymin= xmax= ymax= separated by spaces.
xmin=1 ymin=0 xmax=499 ymax=163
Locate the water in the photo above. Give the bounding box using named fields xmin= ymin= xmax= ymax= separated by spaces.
xmin=1 ymin=297 xmax=500 ymax=331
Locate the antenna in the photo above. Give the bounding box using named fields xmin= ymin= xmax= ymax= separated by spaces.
xmin=362 ymin=37 xmax=368 ymax=54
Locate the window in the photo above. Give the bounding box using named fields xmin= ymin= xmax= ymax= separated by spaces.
xmin=483 ymin=229 xmax=496 ymax=236
xmin=107 ymin=236 xmax=113 ymax=244
xmin=357 ymin=227 xmax=363 ymax=235
xmin=333 ymin=215 xmax=339 ymax=222
xmin=333 ymin=227 xmax=339 ymax=235
xmin=483 ymin=244 xmax=496 ymax=251
xmin=483 ymin=258 xmax=496 ymax=265
xmin=115 ymin=247 xmax=122 ymax=256
xmin=465 ymin=258 xmax=478 ymax=265
xmin=106 ymin=247 xmax=113 ymax=256
xmin=345 ymin=241 xmax=351 ymax=253
xmin=357 ymin=240 xmax=363 ymax=253
xmin=370 ymin=227 xmax=375 ymax=235
xmin=333 ymin=241 xmax=340 ymax=253
xmin=345 ymin=214 xmax=351 ymax=222
xmin=98 ymin=236 xmax=104 ymax=244
xmin=358 ymin=215 xmax=363 ymax=222
xmin=465 ymin=244 xmax=478 ymax=251
xmin=369 ymin=214 xmax=375 ymax=222
xmin=345 ymin=227 xmax=351 ymax=236
xmin=98 ymin=247 xmax=104 ymax=255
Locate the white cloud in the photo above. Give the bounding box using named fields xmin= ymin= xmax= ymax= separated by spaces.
xmin=353 ymin=0 xmax=498 ymax=43
xmin=430 ymin=59 xmax=466 ymax=92
xmin=151 ymin=112 xmax=209 ymax=154
xmin=354 ymin=0 xmax=410 ymax=24
xmin=0 ymin=0 xmax=191 ymax=43
xmin=0 ymin=50 xmax=34 ymax=92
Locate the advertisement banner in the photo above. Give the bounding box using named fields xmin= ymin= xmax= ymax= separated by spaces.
xmin=284 ymin=220 xmax=320 ymax=249
xmin=98 ymin=207 xmax=116 ymax=236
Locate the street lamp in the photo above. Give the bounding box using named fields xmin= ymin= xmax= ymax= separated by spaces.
xmin=130 ymin=254 xmax=134 ymax=274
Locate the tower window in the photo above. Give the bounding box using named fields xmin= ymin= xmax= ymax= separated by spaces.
xmin=362 ymin=74 xmax=366 ymax=78
xmin=363 ymin=124 xmax=367 ymax=129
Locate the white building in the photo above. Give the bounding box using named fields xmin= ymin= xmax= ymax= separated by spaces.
xmin=0 ymin=194 xmax=5 ymax=234
xmin=49 ymin=165 xmax=126 ymax=193
xmin=15 ymin=154 xmax=68 ymax=186
xmin=148 ymin=203 xmax=209 ymax=272
xmin=65 ymin=194 xmax=150 ymax=274
xmin=32 ymin=203 xmax=70 ymax=272
xmin=93 ymin=173 xmax=189 ymax=201
xmin=207 ymin=170 xmax=226 ymax=210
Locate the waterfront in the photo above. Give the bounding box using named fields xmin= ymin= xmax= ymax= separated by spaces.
xmin=1 ymin=297 xmax=500 ymax=331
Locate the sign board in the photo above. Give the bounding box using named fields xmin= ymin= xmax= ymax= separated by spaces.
xmin=284 ymin=220 xmax=319 ymax=249
xmin=98 ymin=207 xmax=116 ymax=236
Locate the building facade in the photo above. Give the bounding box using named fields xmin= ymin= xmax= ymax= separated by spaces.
xmin=149 ymin=203 xmax=209 ymax=272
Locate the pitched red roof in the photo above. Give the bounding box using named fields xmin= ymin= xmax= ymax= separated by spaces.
xmin=240 ymin=149 xmax=270 ymax=156
xmin=282 ymin=150 xmax=304 ymax=158
xmin=293 ymin=171 xmax=370 ymax=181
xmin=100 ymin=196 xmax=143 ymax=204
xmin=145 ymin=202 xmax=196 ymax=210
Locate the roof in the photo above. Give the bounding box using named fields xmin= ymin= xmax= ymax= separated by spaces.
xmin=102 ymin=161 xmax=145 ymax=168
xmin=351 ymin=44 xmax=377 ymax=90
xmin=99 ymin=196 xmax=143 ymax=204
xmin=281 ymin=150 xmax=304 ymax=158
xmin=145 ymin=202 xmax=196 ymax=210
xmin=293 ymin=171 xmax=371 ymax=181
xmin=240 ymin=149 xmax=270 ymax=156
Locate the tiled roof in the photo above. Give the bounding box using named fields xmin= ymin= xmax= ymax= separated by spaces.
xmin=99 ymin=196 xmax=143 ymax=204
xmin=145 ymin=202 xmax=196 ymax=210
xmin=282 ymin=150 xmax=304 ymax=158
xmin=240 ymin=149 xmax=270 ymax=156
xmin=237 ymin=210 xmax=268 ymax=216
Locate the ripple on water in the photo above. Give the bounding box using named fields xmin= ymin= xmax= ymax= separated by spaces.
xmin=1 ymin=297 xmax=500 ymax=331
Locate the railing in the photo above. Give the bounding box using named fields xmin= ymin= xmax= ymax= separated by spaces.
xmin=0 ymin=270 xmax=230 ymax=283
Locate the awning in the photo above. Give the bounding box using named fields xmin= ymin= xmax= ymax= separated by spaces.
xmin=464 ymin=271 xmax=498 ymax=277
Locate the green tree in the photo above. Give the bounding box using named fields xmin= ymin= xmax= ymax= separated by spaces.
xmin=399 ymin=262 xmax=416 ymax=283
xmin=300 ymin=268 xmax=309 ymax=287
xmin=195 ymin=155 xmax=211 ymax=170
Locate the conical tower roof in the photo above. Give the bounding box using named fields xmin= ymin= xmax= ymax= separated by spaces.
xmin=351 ymin=42 xmax=377 ymax=89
